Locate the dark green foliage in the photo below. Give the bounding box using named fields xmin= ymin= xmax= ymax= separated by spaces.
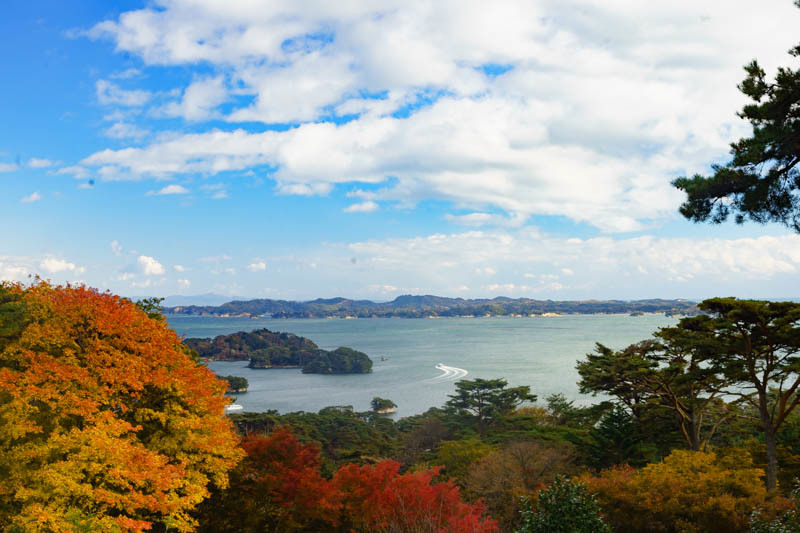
xmin=694 ymin=298 xmax=800 ymax=491
xmin=517 ymin=475 xmax=610 ymax=533
xmin=0 ymin=285 xmax=27 ymax=352
xmin=446 ymin=378 xmax=536 ymax=437
xmin=301 ymin=346 xmax=372 ymax=374
xmin=371 ymin=397 xmax=397 ymax=413
xmin=586 ymin=404 xmax=648 ymax=469
xmin=134 ymin=297 xmax=165 ymax=321
xmin=577 ymin=324 xmax=736 ymax=452
xmin=228 ymin=407 xmax=398 ymax=469
xmin=673 ymin=7 xmax=800 ymax=232
xmin=186 ymin=328 xmax=320 ymax=362
xmin=546 ymin=393 xmax=580 ymax=427
xmin=577 ymin=342 xmax=654 ymax=416
xmin=221 ymin=375 xmax=248 ymax=392
xmin=186 ymin=328 xmax=372 ymax=373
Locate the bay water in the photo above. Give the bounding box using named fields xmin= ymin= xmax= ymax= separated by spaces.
xmin=168 ymin=314 xmax=677 ymax=418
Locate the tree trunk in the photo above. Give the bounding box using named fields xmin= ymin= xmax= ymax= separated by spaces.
xmin=764 ymin=426 xmax=779 ymax=492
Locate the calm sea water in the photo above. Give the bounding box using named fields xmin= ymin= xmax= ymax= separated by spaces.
xmin=167 ymin=314 xmax=677 ymax=418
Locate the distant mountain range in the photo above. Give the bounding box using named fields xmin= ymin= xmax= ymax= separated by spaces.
xmin=164 ymin=295 xmax=699 ymax=318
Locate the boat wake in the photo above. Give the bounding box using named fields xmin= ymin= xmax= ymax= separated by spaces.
xmin=423 ymin=363 xmax=468 ymax=383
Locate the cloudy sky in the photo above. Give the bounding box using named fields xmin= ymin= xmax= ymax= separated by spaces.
xmin=3 ymin=0 xmax=800 ymax=301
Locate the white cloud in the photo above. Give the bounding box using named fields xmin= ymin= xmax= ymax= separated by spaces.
xmin=28 ymin=158 xmax=55 ymax=168
xmin=247 ymin=261 xmax=266 ymax=272
xmin=159 ymin=76 xmax=228 ymax=121
xmin=111 ymin=240 xmax=123 ymax=256
xmin=147 ymin=184 xmax=189 ymax=195
xmin=96 ymin=79 xmax=151 ymax=106
xmin=177 ymin=278 xmax=191 ymax=289
xmin=366 ymin=284 xmax=401 ymax=296
xmin=110 ymin=67 xmax=141 ymax=79
xmin=339 ymin=229 xmax=800 ymax=298
xmin=40 ymin=258 xmax=83 ymax=274
xmin=0 ymin=263 xmax=28 ymax=281
xmin=56 ymin=165 xmax=90 ymax=179
xmin=487 ymin=283 xmax=521 ymax=293
xmin=20 ymin=192 xmax=42 ymax=203
xmin=138 ymin=255 xmax=165 ymax=275
xmin=104 ymin=122 xmax=149 ymax=139
xmin=0 ymin=163 xmax=18 ymax=173
xmin=174 ymin=264 xmax=187 ymax=272
xmin=344 ymin=200 xmax=379 ymax=213
xmin=80 ymin=1 xmax=800 ymax=231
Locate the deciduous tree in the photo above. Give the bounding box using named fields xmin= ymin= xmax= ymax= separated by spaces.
xmin=581 ymin=449 xmax=783 ymax=533
xmin=332 ymin=459 xmax=498 ymax=532
xmin=0 ymin=282 xmax=242 ymax=532
xmin=197 ymin=426 xmax=339 ymax=532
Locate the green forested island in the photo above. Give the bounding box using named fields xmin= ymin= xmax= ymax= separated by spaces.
xmin=166 ymin=295 xmax=698 ymax=318
xmin=184 ymin=328 xmax=373 ymax=374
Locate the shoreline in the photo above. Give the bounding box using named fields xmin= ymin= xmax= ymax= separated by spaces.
xmin=170 ymin=311 xmax=678 ymax=320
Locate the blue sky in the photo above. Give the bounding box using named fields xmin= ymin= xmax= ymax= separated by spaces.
xmin=3 ymin=0 xmax=800 ymax=301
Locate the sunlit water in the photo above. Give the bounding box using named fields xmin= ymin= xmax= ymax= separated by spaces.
xmin=168 ymin=314 xmax=677 ymax=417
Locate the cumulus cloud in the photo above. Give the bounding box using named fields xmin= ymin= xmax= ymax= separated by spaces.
xmin=247 ymin=261 xmax=266 ymax=272
xmin=56 ymin=165 xmax=90 ymax=179
xmin=147 ymin=184 xmax=189 ymax=195
xmin=80 ymin=1 xmax=800 ymax=231
xmin=111 ymin=240 xmax=123 ymax=256
xmin=344 ymin=201 xmax=379 ymax=213
xmin=138 ymin=255 xmax=165 ymax=275
xmin=0 ymin=163 xmax=18 ymax=173
xmin=177 ymin=278 xmax=191 ymax=289
xmin=0 ymin=263 xmax=28 ymax=281
xmin=96 ymin=79 xmax=151 ymax=106
xmin=39 ymin=258 xmax=85 ymax=274
xmin=159 ymin=76 xmax=228 ymax=121
xmin=104 ymin=122 xmax=149 ymax=139
xmin=174 ymin=264 xmax=187 ymax=272
xmin=20 ymin=192 xmax=42 ymax=203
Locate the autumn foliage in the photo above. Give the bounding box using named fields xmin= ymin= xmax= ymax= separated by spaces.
xmin=199 ymin=426 xmax=498 ymax=532
xmin=580 ymin=449 xmax=790 ymax=533
xmin=198 ymin=426 xmax=338 ymax=532
xmin=0 ymin=282 xmax=243 ymax=532
xmin=333 ymin=460 xmax=497 ymax=532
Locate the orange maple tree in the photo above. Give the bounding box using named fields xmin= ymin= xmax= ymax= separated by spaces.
xmin=0 ymin=281 xmax=243 ymax=532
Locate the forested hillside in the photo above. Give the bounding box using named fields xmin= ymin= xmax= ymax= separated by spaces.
xmin=167 ymin=295 xmax=698 ymax=318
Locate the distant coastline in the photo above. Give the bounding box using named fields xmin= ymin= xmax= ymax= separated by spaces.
xmin=165 ymin=295 xmax=698 ymax=319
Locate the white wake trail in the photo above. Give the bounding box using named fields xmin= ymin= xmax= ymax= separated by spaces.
xmin=423 ymin=363 xmax=468 ymax=383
